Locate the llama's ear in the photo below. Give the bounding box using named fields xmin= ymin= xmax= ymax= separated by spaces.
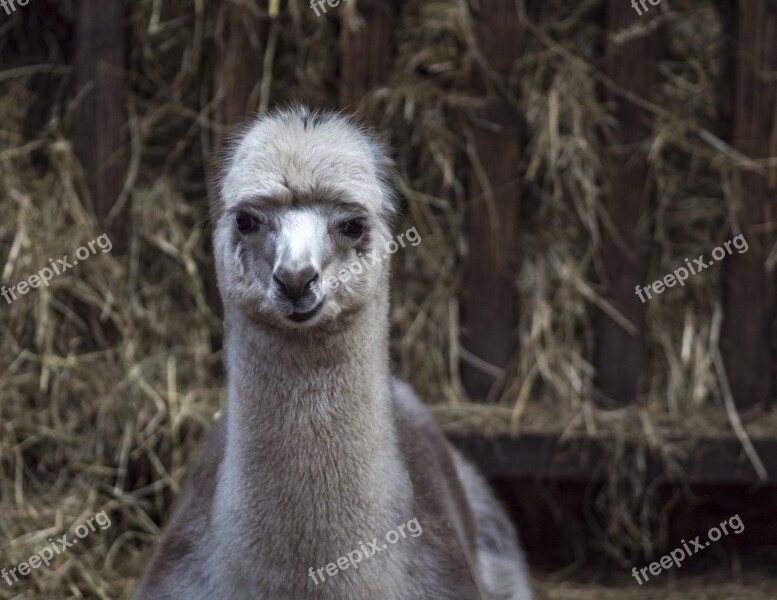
xmin=206 ymin=163 xmax=227 ymax=228
xmin=368 ymin=136 xmax=404 ymax=231
xmin=207 ymin=156 xmax=230 ymax=227
xmin=381 ymin=172 xmax=405 ymax=235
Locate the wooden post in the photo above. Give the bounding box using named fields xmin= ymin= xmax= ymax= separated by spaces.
xmin=23 ymin=2 xmax=56 ymax=144
xmin=461 ymin=0 xmax=525 ymax=402
xmin=338 ymin=0 xmax=400 ymax=109
xmin=74 ymin=0 xmax=127 ymax=245
xmin=723 ymin=0 xmax=777 ymax=411
xmin=214 ymin=1 xmax=271 ymax=148
xmin=594 ymin=0 xmax=656 ymax=406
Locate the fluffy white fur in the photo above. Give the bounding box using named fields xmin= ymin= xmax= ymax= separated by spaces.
xmin=133 ymin=106 xmax=532 ymax=600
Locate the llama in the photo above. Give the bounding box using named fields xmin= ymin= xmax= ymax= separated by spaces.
xmin=133 ymin=106 xmax=532 ymax=600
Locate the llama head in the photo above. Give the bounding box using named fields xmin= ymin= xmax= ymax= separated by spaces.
xmin=212 ymin=106 xmax=398 ymax=331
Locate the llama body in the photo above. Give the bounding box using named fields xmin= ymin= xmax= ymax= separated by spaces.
xmin=133 ymin=107 xmax=532 ymax=600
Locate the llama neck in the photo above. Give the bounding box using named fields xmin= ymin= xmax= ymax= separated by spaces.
xmin=214 ymin=295 xmax=413 ymax=564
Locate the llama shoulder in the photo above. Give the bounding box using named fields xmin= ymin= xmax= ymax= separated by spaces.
xmin=132 ymin=417 xmax=226 ymax=598
xmin=391 ymin=378 xmax=479 ymax=553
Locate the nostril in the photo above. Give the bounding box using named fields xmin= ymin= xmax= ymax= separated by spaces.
xmin=305 ymin=273 xmax=320 ymax=294
xmin=273 ymin=267 xmax=320 ymax=300
xmin=273 ymin=274 xmax=289 ymax=297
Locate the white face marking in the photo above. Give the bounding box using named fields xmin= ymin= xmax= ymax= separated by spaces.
xmin=274 ymin=210 xmax=324 ymax=277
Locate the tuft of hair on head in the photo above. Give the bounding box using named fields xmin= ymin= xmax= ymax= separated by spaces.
xmin=209 ymin=104 xmax=400 ymax=229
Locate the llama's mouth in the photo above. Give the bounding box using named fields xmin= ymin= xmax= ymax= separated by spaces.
xmin=286 ymin=301 xmax=324 ymax=323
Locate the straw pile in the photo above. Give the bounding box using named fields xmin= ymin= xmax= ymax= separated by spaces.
xmin=0 ymin=0 xmax=774 ymax=597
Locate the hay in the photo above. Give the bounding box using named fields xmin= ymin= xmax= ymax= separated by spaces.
xmin=430 ymin=0 xmax=776 ymax=566
xmin=534 ymin=571 xmax=777 ymax=599
xmin=0 ymin=0 xmax=774 ymax=597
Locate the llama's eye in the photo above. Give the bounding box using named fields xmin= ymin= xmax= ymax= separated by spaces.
xmin=236 ymin=212 xmax=259 ymax=233
xmin=341 ymin=219 xmax=365 ymax=239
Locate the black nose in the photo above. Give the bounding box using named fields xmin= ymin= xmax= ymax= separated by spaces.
xmin=273 ymin=265 xmax=320 ymax=300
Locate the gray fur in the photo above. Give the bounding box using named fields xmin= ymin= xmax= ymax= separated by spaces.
xmin=133 ymin=106 xmax=532 ymax=600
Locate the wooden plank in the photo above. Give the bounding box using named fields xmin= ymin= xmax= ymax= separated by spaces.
xmin=22 ymin=2 xmax=56 ymax=144
xmin=338 ymin=0 xmax=399 ymax=109
xmin=594 ymin=1 xmax=657 ymax=405
xmin=461 ymin=0 xmax=525 ymax=402
xmin=723 ymin=0 xmax=777 ymax=411
xmin=450 ymin=433 xmax=777 ymax=485
xmin=214 ymin=1 xmax=271 ymax=147
xmin=74 ymin=0 xmax=127 ymax=244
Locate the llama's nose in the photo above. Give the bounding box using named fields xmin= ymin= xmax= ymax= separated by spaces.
xmin=273 ymin=265 xmax=320 ymax=300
